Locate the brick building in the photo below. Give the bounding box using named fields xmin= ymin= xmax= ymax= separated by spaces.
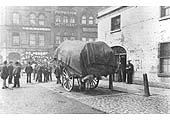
xmin=0 ymin=6 xmax=53 ymax=64
xmin=0 ymin=6 xmax=102 ymax=64
xmin=98 ymin=6 xmax=170 ymax=86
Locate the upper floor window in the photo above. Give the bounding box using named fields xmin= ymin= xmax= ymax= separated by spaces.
xmin=63 ymin=16 xmax=68 ymax=23
xmin=38 ymin=14 xmax=45 ymax=26
xmin=161 ymin=6 xmax=170 ymax=17
xmin=111 ymin=15 xmax=121 ymax=31
xmin=70 ymin=17 xmax=75 ymax=23
xmin=38 ymin=34 xmax=45 ymax=46
xmin=88 ymin=16 xmax=94 ymax=24
xmin=12 ymin=13 xmax=19 ymax=24
xmin=12 ymin=32 xmax=20 ymax=46
xmin=30 ymin=13 xmax=36 ymax=25
xmin=81 ymin=16 xmax=87 ymax=24
xmin=29 ymin=33 xmax=36 ymax=46
xmin=55 ymin=15 xmax=61 ymax=23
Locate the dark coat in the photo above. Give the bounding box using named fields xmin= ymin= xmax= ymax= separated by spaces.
xmin=13 ymin=66 xmax=21 ymax=78
xmin=54 ymin=67 xmax=61 ymax=78
xmin=25 ymin=65 xmax=33 ymax=74
xmin=8 ymin=65 xmax=14 ymax=75
xmin=1 ymin=65 xmax=8 ymax=79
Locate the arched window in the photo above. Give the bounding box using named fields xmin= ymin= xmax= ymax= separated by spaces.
xmin=12 ymin=13 xmax=19 ymax=24
xmin=30 ymin=13 xmax=36 ymax=25
xmin=12 ymin=32 xmax=20 ymax=46
xmin=38 ymin=14 xmax=45 ymax=26
xmin=88 ymin=16 xmax=94 ymax=24
xmin=81 ymin=15 xmax=86 ymax=24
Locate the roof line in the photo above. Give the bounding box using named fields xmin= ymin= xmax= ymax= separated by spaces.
xmin=97 ymin=6 xmax=127 ymax=19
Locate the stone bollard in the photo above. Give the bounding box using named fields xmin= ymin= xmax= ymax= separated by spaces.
xmin=109 ymin=74 xmax=113 ymax=90
xmin=143 ymin=73 xmax=150 ymax=97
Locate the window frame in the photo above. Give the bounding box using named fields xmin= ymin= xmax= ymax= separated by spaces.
xmin=88 ymin=16 xmax=94 ymax=24
xmin=38 ymin=34 xmax=45 ymax=47
xmin=12 ymin=13 xmax=20 ymax=25
xmin=110 ymin=15 xmax=121 ymax=33
xmin=158 ymin=42 xmax=170 ymax=77
xmin=29 ymin=13 xmax=36 ymax=26
xmin=81 ymin=15 xmax=87 ymax=24
xmin=38 ymin=14 xmax=45 ymax=26
xmin=29 ymin=33 xmax=36 ymax=46
xmin=12 ymin=32 xmax=20 ymax=46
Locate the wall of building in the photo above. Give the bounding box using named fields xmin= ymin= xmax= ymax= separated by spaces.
xmin=98 ymin=6 xmax=170 ymax=84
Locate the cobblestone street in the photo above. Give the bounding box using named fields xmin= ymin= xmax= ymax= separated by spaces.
xmin=39 ymin=79 xmax=170 ymax=114
xmin=0 ymin=74 xmax=170 ymax=114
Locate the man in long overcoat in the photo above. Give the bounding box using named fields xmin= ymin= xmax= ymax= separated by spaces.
xmin=25 ymin=62 xmax=33 ymax=83
xmin=8 ymin=61 xmax=14 ymax=85
xmin=13 ymin=62 xmax=21 ymax=88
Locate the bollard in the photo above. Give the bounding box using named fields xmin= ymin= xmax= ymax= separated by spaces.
xmin=143 ymin=73 xmax=150 ymax=97
xmin=109 ymin=74 xmax=113 ymax=90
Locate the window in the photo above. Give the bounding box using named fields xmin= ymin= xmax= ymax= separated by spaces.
xmin=39 ymin=34 xmax=45 ymax=46
xmin=159 ymin=42 xmax=170 ymax=75
xmin=29 ymin=33 xmax=36 ymax=46
xmin=55 ymin=15 xmax=61 ymax=23
xmin=56 ymin=36 xmax=61 ymax=44
xmin=161 ymin=6 xmax=170 ymax=17
xmin=82 ymin=37 xmax=86 ymax=41
xmin=111 ymin=15 xmax=121 ymax=31
xmin=30 ymin=13 xmax=36 ymax=25
xmin=63 ymin=16 xmax=68 ymax=23
xmin=12 ymin=32 xmax=20 ymax=45
xmin=82 ymin=16 xmax=86 ymax=24
xmin=70 ymin=17 xmax=75 ymax=23
xmin=88 ymin=16 xmax=94 ymax=24
xmin=12 ymin=13 xmax=19 ymax=24
xmin=38 ymin=14 xmax=45 ymax=26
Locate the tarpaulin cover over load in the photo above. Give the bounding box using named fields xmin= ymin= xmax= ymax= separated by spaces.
xmin=54 ymin=40 xmax=116 ymax=77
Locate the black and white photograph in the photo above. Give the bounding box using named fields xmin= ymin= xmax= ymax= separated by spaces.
xmin=0 ymin=0 xmax=170 ymax=119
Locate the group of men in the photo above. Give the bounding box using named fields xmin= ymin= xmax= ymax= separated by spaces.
xmin=1 ymin=61 xmax=21 ymax=89
xmin=28 ymin=62 xmax=53 ymax=83
xmin=115 ymin=60 xmax=134 ymax=84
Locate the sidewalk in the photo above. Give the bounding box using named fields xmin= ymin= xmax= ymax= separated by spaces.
xmin=98 ymin=80 xmax=170 ymax=96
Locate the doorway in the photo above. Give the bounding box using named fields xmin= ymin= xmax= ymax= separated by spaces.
xmin=111 ymin=46 xmax=127 ymax=82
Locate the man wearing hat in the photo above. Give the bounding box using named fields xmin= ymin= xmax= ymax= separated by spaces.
xmin=8 ymin=61 xmax=14 ymax=85
xmin=13 ymin=62 xmax=21 ymax=88
xmin=126 ymin=60 xmax=134 ymax=84
xmin=25 ymin=62 xmax=33 ymax=83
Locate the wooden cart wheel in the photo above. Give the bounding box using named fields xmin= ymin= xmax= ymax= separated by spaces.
xmin=86 ymin=77 xmax=99 ymax=90
xmin=62 ymin=68 xmax=74 ymax=92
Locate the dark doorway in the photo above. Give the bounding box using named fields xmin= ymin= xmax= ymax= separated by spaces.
xmin=111 ymin=46 xmax=127 ymax=82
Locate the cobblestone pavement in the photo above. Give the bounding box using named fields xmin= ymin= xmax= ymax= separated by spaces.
xmin=39 ymin=81 xmax=170 ymax=114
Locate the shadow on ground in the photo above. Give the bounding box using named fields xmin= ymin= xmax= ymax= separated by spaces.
xmin=71 ymin=86 xmax=124 ymax=96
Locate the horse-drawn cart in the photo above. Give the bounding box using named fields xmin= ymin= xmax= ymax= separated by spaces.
xmin=53 ymin=40 xmax=116 ymax=91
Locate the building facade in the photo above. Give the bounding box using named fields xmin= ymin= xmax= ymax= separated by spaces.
xmin=0 ymin=6 xmax=102 ymax=64
xmin=0 ymin=6 xmax=54 ymax=64
xmin=53 ymin=6 xmax=101 ymax=50
xmin=98 ymin=6 xmax=170 ymax=85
